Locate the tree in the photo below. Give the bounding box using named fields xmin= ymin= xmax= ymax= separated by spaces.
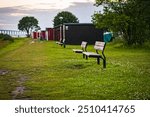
xmin=18 ymin=16 xmax=40 ymax=37
xmin=53 ymin=11 xmax=79 ymax=27
xmin=92 ymin=0 xmax=150 ymax=45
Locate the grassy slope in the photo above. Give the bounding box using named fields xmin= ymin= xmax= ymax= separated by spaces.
xmin=0 ymin=39 xmax=150 ymax=100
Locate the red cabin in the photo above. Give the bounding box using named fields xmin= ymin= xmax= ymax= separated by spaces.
xmin=46 ymin=28 xmax=54 ymax=40
xmin=40 ymin=30 xmax=46 ymax=40
xmin=32 ymin=31 xmax=38 ymax=39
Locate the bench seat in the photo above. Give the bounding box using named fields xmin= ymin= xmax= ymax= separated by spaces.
xmin=72 ymin=49 xmax=83 ymax=53
xmin=56 ymin=41 xmax=60 ymax=44
xmin=73 ymin=41 xmax=87 ymax=54
xmin=56 ymin=39 xmax=66 ymax=48
xmin=83 ymin=52 xmax=101 ymax=57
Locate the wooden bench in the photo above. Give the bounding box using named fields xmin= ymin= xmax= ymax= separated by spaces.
xmin=72 ymin=41 xmax=87 ymax=53
xmin=83 ymin=41 xmax=106 ymax=68
xmin=56 ymin=38 xmax=66 ymax=48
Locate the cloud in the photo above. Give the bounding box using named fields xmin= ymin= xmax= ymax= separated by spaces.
xmin=26 ymin=0 xmax=95 ymax=10
xmin=0 ymin=23 xmax=18 ymax=30
xmin=22 ymin=3 xmax=75 ymax=10
xmin=0 ymin=7 xmax=31 ymax=29
xmin=10 ymin=13 xmax=30 ymax=16
xmin=0 ymin=0 xmax=95 ymax=10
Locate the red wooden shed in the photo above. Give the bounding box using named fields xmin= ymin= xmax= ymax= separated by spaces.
xmin=46 ymin=28 xmax=54 ymax=40
xmin=40 ymin=30 xmax=46 ymax=40
xmin=32 ymin=31 xmax=38 ymax=39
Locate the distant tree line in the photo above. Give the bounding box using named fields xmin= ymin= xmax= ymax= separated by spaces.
xmin=92 ymin=0 xmax=150 ymax=45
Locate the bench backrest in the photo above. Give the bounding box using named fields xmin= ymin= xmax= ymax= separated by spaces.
xmin=94 ymin=41 xmax=105 ymax=51
xmin=81 ymin=41 xmax=87 ymax=51
xmin=94 ymin=41 xmax=106 ymax=59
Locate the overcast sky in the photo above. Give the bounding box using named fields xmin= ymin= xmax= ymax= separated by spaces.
xmin=0 ymin=0 xmax=102 ymax=30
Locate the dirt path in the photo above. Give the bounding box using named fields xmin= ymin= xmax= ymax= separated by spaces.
xmin=0 ymin=70 xmax=9 ymax=75
xmin=11 ymin=75 xmax=31 ymax=100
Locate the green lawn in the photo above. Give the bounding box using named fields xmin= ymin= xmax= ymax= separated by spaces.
xmin=0 ymin=38 xmax=150 ymax=100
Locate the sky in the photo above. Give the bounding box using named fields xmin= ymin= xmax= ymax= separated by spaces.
xmin=0 ymin=0 xmax=103 ymax=30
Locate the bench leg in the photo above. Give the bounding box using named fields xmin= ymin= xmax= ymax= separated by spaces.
xmin=97 ymin=57 xmax=100 ymax=65
xmin=83 ymin=54 xmax=85 ymax=58
xmin=103 ymin=59 xmax=106 ymax=68
xmin=86 ymin=55 xmax=88 ymax=60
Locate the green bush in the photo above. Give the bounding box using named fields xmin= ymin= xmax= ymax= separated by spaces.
xmin=0 ymin=33 xmax=14 ymax=42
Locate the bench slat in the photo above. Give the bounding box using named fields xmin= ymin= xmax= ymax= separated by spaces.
xmin=81 ymin=41 xmax=87 ymax=48
xmin=94 ymin=41 xmax=105 ymax=50
xmin=83 ymin=52 xmax=101 ymax=57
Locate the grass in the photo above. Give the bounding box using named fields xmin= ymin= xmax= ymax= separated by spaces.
xmin=0 ymin=38 xmax=150 ymax=100
xmin=0 ymin=40 xmax=13 ymax=49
